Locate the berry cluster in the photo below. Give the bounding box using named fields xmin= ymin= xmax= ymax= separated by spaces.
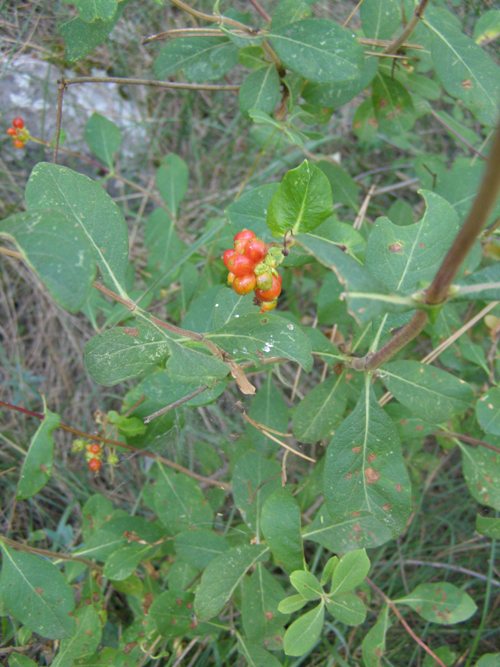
xmin=72 ymin=438 xmax=119 ymax=473
xmin=6 ymin=117 xmax=29 ymax=149
xmin=223 ymin=229 xmax=283 ymax=313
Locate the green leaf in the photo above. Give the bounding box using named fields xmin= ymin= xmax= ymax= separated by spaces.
xmin=459 ymin=444 xmax=500 ymax=511
xmin=52 ymin=605 xmax=102 ymax=667
xmin=476 ymin=515 xmax=500 ymax=539
xmin=241 ymin=564 xmax=288 ymax=641
xmin=0 ymin=209 xmax=95 ymax=312
xmin=59 ymin=13 xmax=120 ymax=62
xmin=165 ymin=344 xmax=229 ymax=385
xmin=330 ymin=549 xmax=370 ymax=596
xmin=269 ymin=19 xmax=363 ymax=83
xmin=360 ymin=0 xmax=401 ymax=40
xmin=366 ymin=190 xmax=459 ymax=295
xmin=396 ymin=582 xmax=477 ymax=625
xmin=232 ymin=452 xmax=281 ymax=532
xmin=25 ymin=163 xmax=129 ymax=293
xmin=271 ymin=0 xmax=311 ymax=29
xmin=267 ymin=160 xmax=332 ymax=236
xmin=154 ymin=37 xmax=238 ymax=82
xmin=283 ymin=602 xmax=324 ymax=657
xmin=154 ymin=464 xmax=213 ymax=534
xmin=474 ymin=10 xmax=500 ymax=45
xmin=103 ymin=544 xmax=152 ymax=581
xmin=84 ymin=113 xmax=122 ymax=169
xmin=73 ymin=0 xmax=118 ymax=22
xmin=297 ymin=231 xmax=386 ymax=323
xmin=194 ymin=544 xmax=268 ymax=620
xmin=145 ymin=209 xmax=186 ymax=275
xmin=475 ymin=654 xmax=500 ymax=667
xmin=261 ymin=489 xmax=304 ymax=573
xmin=424 ymin=7 xmax=500 ymax=126
xmin=208 ymin=313 xmax=313 ymax=371
xmin=0 ymin=545 xmax=75 ymax=639
xmin=246 ymin=374 xmax=289 ymax=453
xmin=290 ymin=571 xmax=323 ymax=601
xmin=381 ymin=361 xmax=474 ymax=424
xmin=476 ymin=388 xmax=500 ymax=436
xmin=150 ymin=590 xmax=196 ymax=638
xmin=361 ymin=605 xmax=391 ymax=667
xmin=84 ymin=321 xmax=171 ymax=386
xmin=372 ymin=73 xmax=416 ymax=134
xmin=326 ymin=592 xmax=367 ymax=626
xmin=174 ymin=530 xmax=229 ymax=569
xmin=239 ymin=66 xmax=281 ymax=114
xmin=292 ymin=374 xmax=347 ymax=444
xmin=323 ymin=381 xmax=412 ymax=546
xmin=8 ymin=656 xmax=37 ymax=667
xmin=278 ymin=594 xmax=308 ymax=614
xmin=318 ymin=161 xmax=360 ymax=211
xmin=304 ymin=505 xmax=393 ymax=552
xmin=320 ymin=556 xmax=339 ymax=586
xmin=226 ymin=183 xmax=279 ymax=240
xmin=183 ymin=286 xmax=255 ymax=333
xmin=237 ymin=636 xmax=284 ymax=667
xmin=156 ymin=154 xmax=189 ymax=217
xmin=17 ymin=406 xmax=60 ymax=500
xmin=457 ymin=264 xmax=500 ymax=302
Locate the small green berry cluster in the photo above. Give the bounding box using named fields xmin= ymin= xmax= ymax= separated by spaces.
xmin=222 ymin=229 xmax=283 ymax=313
xmin=6 ymin=117 xmax=29 ymax=150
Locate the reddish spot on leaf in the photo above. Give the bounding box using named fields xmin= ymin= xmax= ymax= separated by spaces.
xmin=123 ymin=327 xmax=139 ymax=337
xmin=171 ymin=618 xmax=177 ymax=625
xmin=415 ymin=425 xmax=424 ymax=431
xmin=190 ymin=620 xmax=198 ymax=629
xmin=367 ymin=453 xmax=376 ymax=462
xmin=352 ymin=446 xmax=362 ymax=454
xmin=85 ymin=629 xmax=93 ymax=636
xmin=35 ymin=587 xmax=44 ymax=595
xmin=176 ymin=598 xmax=183 ymax=606
xmin=383 ymin=503 xmax=392 ymax=511
xmin=345 ymin=472 xmax=353 ymax=480
xmin=461 ymin=79 xmax=473 ymax=89
xmin=419 ymin=242 xmax=425 ymax=249
xmin=265 ymin=611 xmax=274 ymax=620
xmin=389 ymin=242 xmax=403 ymax=253
xmin=378 ymin=98 xmax=388 ymax=109
xmin=352 ymin=511 xmax=361 ymax=517
xmin=353 ymin=523 xmax=362 ymax=533
xmin=395 ymin=483 xmax=402 ymax=492
xmin=400 ymin=419 xmax=408 ymax=425
xmin=186 ymin=602 xmax=192 ymax=609
xmin=368 ymin=118 xmax=378 ymax=128
xmin=364 ymin=467 xmax=380 ymax=484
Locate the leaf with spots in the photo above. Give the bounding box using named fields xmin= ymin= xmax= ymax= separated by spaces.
xmin=84 ymin=320 xmax=172 ymax=386
xmin=458 ymin=443 xmax=500 ymax=511
xmin=0 ymin=545 xmax=76 ymax=640
xmin=381 ymin=361 xmax=474 ymax=425
xmin=361 ymin=605 xmax=391 ymax=667
xmin=365 ymin=190 xmax=460 ymax=295
xmin=423 ymin=7 xmax=500 ymax=126
xmin=476 ymin=387 xmax=500 ymax=436
xmin=207 ymin=313 xmax=313 ymax=371
xmin=323 ymin=380 xmax=412 ymax=547
xmin=154 ymin=36 xmax=238 ymax=82
xmin=261 ymin=488 xmax=304 ymax=573
xmin=232 ymin=451 xmax=282 ymax=533
xmin=292 ymin=374 xmax=347 ymax=444
xmin=25 ymin=163 xmax=129 ymax=295
xmin=51 ymin=605 xmax=102 ymax=667
xmin=17 ymin=405 xmax=60 ymax=500
xmin=241 ymin=564 xmax=288 ymax=642
xmin=372 ymin=73 xmax=416 ymax=135
xmin=395 ymin=582 xmax=477 ymax=625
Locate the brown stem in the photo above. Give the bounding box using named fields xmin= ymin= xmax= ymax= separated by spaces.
xmin=430 ymin=109 xmax=486 ymax=160
xmin=439 ymin=430 xmax=500 ymax=455
xmin=0 ymin=535 xmax=100 ymax=570
xmin=366 ymin=578 xmax=447 ymax=667
xmin=384 ymin=0 xmax=429 ymax=54
xmin=249 ymin=0 xmax=271 ymax=22
xmin=143 ymin=385 xmax=208 ymax=423
xmin=170 ymin=0 xmax=252 ymax=31
xmin=60 ymin=76 xmax=239 ymax=92
xmin=349 ymin=123 xmax=500 ymax=372
xmin=0 ymin=399 xmax=230 ymax=490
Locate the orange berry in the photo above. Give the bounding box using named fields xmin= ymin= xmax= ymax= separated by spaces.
xmin=87 ymin=443 xmax=101 ymax=455
xmin=255 ymin=274 xmax=282 ymax=302
xmin=226 ymin=253 xmax=255 ymax=277
xmin=88 ymin=458 xmax=102 ymax=472
xmin=233 ymin=273 xmax=256 ymax=295
xmin=245 ymin=239 xmax=267 ymax=263
xmin=12 ymin=117 xmax=25 ymax=129
xmin=259 ymin=299 xmax=278 ymax=313
xmin=13 ymin=139 xmax=25 ymax=149
xmin=234 ymin=229 xmax=256 ymax=243
xmin=6 ymin=128 xmax=17 ymax=136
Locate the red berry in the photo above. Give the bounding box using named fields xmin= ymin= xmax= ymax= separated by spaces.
xmin=222 ymin=249 xmax=236 ymax=270
xmin=226 ymin=253 xmax=255 ymax=277
xmin=6 ymin=127 xmax=17 ymax=136
xmin=88 ymin=458 xmax=102 ymax=472
xmin=259 ymin=299 xmax=278 ymax=313
xmin=87 ymin=443 xmax=101 ymax=455
xmin=255 ymin=271 xmax=273 ymax=291
xmin=233 ymin=273 xmax=256 ymax=295
xmin=13 ymin=139 xmax=25 ymax=149
xmin=234 ymin=229 xmax=256 ymax=244
xmin=255 ymin=274 xmax=282 ymax=302
xmin=227 ymin=271 xmax=235 ymax=286
xmin=245 ymin=239 xmax=267 ymax=263
xmin=12 ymin=117 xmax=25 ymax=129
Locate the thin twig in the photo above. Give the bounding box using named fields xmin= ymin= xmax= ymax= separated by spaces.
xmin=143 ymin=386 xmax=208 ymax=423
xmin=0 ymin=535 xmax=100 ymax=571
xmin=241 ymin=413 xmax=316 ymax=463
xmin=430 ymin=109 xmax=486 ymax=160
xmin=249 ymin=0 xmax=271 ymax=22
xmin=343 ymin=0 xmax=365 ymax=27
xmin=399 ymin=559 xmax=500 ymax=588
xmin=353 ymin=184 xmax=376 ymax=230
xmin=170 ymin=0 xmax=252 ymax=31
xmin=440 ymin=431 xmax=500 ymax=455
xmin=366 ymin=578 xmax=447 ymax=667
xmin=0 ymin=400 xmax=230 ymax=490
xmin=53 ymin=80 xmax=66 ymax=163
xmin=384 ymin=0 xmax=429 ymax=54
xmin=60 ymin=76 xmax=239 ymax=92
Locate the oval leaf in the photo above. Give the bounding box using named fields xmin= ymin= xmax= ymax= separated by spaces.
xmin=396 ymin=582 xmax=477 ymax=625
xmin=17 ymin=406 xmax=60 ymax=500
xmin=283 ymin=602 xmax=324 ymax=657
